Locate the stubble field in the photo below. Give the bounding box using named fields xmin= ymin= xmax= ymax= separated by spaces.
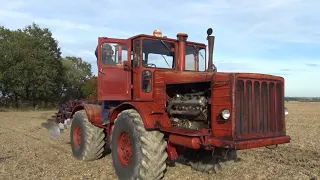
xmin=0 ymin=102 xmax=319 ymax=180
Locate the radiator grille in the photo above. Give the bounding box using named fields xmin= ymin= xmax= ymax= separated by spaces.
xmin=235 ymin=79 xmax=284 ymax=139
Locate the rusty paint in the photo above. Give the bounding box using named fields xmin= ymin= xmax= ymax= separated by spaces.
xmin=233 ymin=74 xmax=285 ymax=140
xmin=166 ymin=142 xmax=178 ymax=161
xmin=207 ymin=35 xmax=215 ymax=70
xmin=168 ymin=134 xmax=201 ymax=149
xmin=94 ymin=30 xmax=290 ymax=153
xmin=109 ymin=102 xmax=171 ymax=129
xmin=160 ymin=126 xmax=209 ymax=137
xmin=209 ymin=135 xmax=291 ymax=150
xmin=211 ymin=73 xmax=233 ymax=138
xmin=194 ymin=53 xmax=199 ymax=71
xmin=166 ymin=130 xmax=290 ymax=150
xmin=162 ymin=71 xmax=214 ymax=84
xmin=71 ymin=104 xmax=102 ymax=125
xmin=177 ymin=33 xmax=188 ymax=71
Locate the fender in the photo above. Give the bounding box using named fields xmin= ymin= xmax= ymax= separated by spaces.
xmin=71 ymin=103 xmax=102 ymax=125
xmin=110 ymin=102 xmax=172 ymax=129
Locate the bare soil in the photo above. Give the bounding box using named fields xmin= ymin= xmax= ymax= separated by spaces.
xmin=0 ymin=102 xmax=319 ymax=180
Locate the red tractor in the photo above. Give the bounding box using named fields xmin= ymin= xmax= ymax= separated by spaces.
xmin=69 ymin=28 xmax=290 ymax=179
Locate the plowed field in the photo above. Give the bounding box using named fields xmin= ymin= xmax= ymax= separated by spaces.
xmin=0 ymin=102 xmax=319 ymax=180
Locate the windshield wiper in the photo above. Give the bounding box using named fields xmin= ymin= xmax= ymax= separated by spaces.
xmin=160 ymin=40 xmax=173 ymax=54
xmin=161 ymin=55 xmax=170 ymax=67
xmin=160 ymin=40 xmax=173 ymax=67
xmin=193 ymin=45 xmax=204 ymax=59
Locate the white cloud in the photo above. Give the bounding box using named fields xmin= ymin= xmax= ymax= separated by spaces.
xmin=0 ymin=0 xmax=319 ymax=97
xmin=215 ymin=57 xmax=320 ymax=97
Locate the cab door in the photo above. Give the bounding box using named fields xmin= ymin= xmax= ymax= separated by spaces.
xmin=97 ymin=37 xmax=132 ymax=101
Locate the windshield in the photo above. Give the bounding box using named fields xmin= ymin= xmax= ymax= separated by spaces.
xmin=141 ymin=39 xmax=175 ymax=69
xmin=185 ymin=45 xmax=206 ymax=71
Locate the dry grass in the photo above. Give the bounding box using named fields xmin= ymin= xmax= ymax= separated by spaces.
xmin=0 ymin=102 xmax=319 ymax=180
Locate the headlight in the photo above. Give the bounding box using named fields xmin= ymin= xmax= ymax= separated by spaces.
xmin=221 ymin=109 xmax=230 ymax=120
xmin=284 ymin=107 xmax=288 ymax=116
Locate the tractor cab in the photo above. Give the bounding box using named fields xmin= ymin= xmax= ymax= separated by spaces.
xmin=96 ymin=29 xmax=212 ymax=101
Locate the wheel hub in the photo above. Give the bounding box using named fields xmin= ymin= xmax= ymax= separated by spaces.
xmin=117 ymin=132 xmax=133 ymax=166
xmin=73 ymin=125 xmax=81 ymax=148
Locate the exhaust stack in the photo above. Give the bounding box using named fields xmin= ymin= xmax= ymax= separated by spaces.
xmin=177 ymin=33 xmax=188 ymax=71
xmin=206 ymin=28 xmax=215 ymax=71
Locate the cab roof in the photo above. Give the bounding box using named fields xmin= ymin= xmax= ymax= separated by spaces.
xmin=128 ymin=34 xmax=207 ymax=48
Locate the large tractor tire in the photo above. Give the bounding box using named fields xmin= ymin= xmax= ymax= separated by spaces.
xmin=185 ymin=148 xmax=238 ymax=174
xmin=111 ymin=109 xmax=168 ymax=180
xmin=70 ymin=110 xmax=106 ymax=161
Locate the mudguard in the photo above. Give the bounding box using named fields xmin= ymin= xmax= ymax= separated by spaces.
xmin=110 ymin=102 xmax=172 ymax=129
xmin=71 ymin=104 xmax=102 ymax=125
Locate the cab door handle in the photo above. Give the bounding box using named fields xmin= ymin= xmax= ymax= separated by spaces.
xmin=99 ymin=69 xmax=105 ymax=75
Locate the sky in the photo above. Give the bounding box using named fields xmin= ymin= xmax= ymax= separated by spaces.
xmin=0 ymin=0 xmax=319 ymax=97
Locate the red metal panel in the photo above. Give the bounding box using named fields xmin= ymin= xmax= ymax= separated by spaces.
xmin=99 ymin=67 xmax=131 ymax=100
xmin=71 ymin=104 xmax=102 ymax=125
xmin=177 ymin=33 xmax=188 ymax=71
xmin=161 ymin=71 xmax=216 ymax=84
xmin=168 ymin=134 xmax=201 ymax=149
xmin=210 ymin=73 xmax=233 ymax=138
xmin=160 ymin=127 xmax=209 ymax=136
xmin=97 ymin=37 xmax=132 ymax=101
xmin=209 ymin=135 xmax=291 ymax=150
xmin=110 ymin=101 xmax=171 ymax=129
xmin=153 ymin=71 xmax=166 ymax=108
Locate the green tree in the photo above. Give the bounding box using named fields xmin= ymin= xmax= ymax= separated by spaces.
xmin=59 ymin=56 xmax=93 ymax=103
xmin=80 ymin=76 xmax=98 ymax=98
xmin=0 ymin=23 xmax=64 ymax=108
xmin=0 ymin=23 xmax=94 ymax=108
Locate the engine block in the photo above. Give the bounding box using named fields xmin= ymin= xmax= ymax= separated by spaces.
xmin=167 ymin=93 xmax=208 ymax=121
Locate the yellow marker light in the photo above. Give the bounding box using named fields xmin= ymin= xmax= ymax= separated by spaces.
xmin=153 ymin=29 xmax=162 ymax=37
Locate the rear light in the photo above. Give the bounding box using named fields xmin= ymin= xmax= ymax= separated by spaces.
xmin=142 ymin=70 xmax=152 ymax=92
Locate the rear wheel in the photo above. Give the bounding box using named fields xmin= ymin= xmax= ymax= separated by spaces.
xmin=111 ymin=109 xmax=168 ymax=180
xmin=70 ymin=110 xmax=106 ymax=161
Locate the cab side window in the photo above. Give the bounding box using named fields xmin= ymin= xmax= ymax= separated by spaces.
xmin=101 ymin=43 xmax=128 ymax=65
xmin=185 ymin=45 xmax=195 ymax=71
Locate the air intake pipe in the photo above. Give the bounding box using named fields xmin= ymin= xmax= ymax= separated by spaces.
xmin=177 ymin=33 xmax=188 ymax=71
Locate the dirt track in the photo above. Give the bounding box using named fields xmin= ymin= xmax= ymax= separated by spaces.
xmin=0 ymin=102 xmax=319 ymax=180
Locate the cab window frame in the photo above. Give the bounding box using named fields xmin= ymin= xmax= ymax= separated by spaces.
xmin=184 ymin=43 xmax=207 ymax=72
xmin=100 ymin=42 xmax=129 ymax=66
xmin=140 ymin=37 xmax=177 ymax=70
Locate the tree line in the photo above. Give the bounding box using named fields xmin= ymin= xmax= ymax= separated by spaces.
xmin=0 ymin=23 xmax=97 ymax=109
xmin=285 ymin=97 xmax=320 ymax=102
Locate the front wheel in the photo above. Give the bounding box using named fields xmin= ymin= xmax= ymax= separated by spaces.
xmin=111 ymin=109 xmax=168 ymax=180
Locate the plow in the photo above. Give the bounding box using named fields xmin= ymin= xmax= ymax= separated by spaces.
xmin=48 ymin=97 xmax=99 ymax=130
xmin=48 ymin=97 xmax=99 ymax=138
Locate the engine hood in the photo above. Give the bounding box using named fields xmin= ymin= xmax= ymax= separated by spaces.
xmin=232 ymin=73 xmax=285 ymax=82
xmin=153 ymin=70 xmax=284 ymax=86
xmin=154 ymin=70 xmax=215 ymax=85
